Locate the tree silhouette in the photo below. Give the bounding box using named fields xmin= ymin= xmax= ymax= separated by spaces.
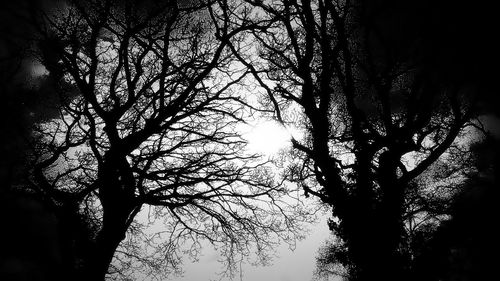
xmin=233 ymin=0 xmax=493 ymax=280
xmin=313 ymin=135 xmax=488 ymax=281
xmin=27 ymin=1 xmax=306 ymax=280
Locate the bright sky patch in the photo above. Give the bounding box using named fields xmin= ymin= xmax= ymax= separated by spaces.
xmin=245 ymin=120 xmax=293 ymax=156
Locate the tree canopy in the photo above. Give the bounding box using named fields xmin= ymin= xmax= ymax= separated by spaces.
xmin=3 ymin=0 xmax=497 ymax=280
xmin=27 ymin=1 xmax=309 ymax=280
xmin=232 ymin=0 xmax=494 ymax=280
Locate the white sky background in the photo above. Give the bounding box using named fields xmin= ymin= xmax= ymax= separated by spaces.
xmin=170 ymin=216 xmax=332 ymax=281
xmin=164 ymin=121 xmax=334 ymax=281
xmin=243 ymin=120 xmax=302 ymax=155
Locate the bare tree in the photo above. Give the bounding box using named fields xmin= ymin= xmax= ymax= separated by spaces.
xmin=28 ymin=1 xmax=308 ymax=280
xmin=233 ymin=1 xmax=481 ymax=280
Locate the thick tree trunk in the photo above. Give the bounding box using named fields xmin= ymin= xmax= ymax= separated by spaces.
xmin=346 ymin=216 xmax=406 ymax=281
xmin=344 ymin=153 xmax=408 ymax=281
xmin=81 ymin=154 xmax=137 ymax=281
xmin=82 ymin=207 xmax=130 ymax=281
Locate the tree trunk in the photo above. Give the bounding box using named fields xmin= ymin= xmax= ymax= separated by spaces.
xmin=344 ymin=212 xmax=406 ymax=281
xmin=82 ymin=207 xmax=130 ymax=281
xmin=82 ymin=154 xmax=137 ymax=281
xmin=344 ymin=152 xmax=408 ymax=281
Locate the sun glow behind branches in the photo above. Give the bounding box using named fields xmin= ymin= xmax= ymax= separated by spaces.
xmin=244 ymin=120 xmax=299 ymax=156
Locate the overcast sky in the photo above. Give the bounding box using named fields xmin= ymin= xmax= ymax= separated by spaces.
xmin=169 ymin=215 xmax=333 ymax=281
xmin=167 ymin=123 xmax=337 ymax=281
